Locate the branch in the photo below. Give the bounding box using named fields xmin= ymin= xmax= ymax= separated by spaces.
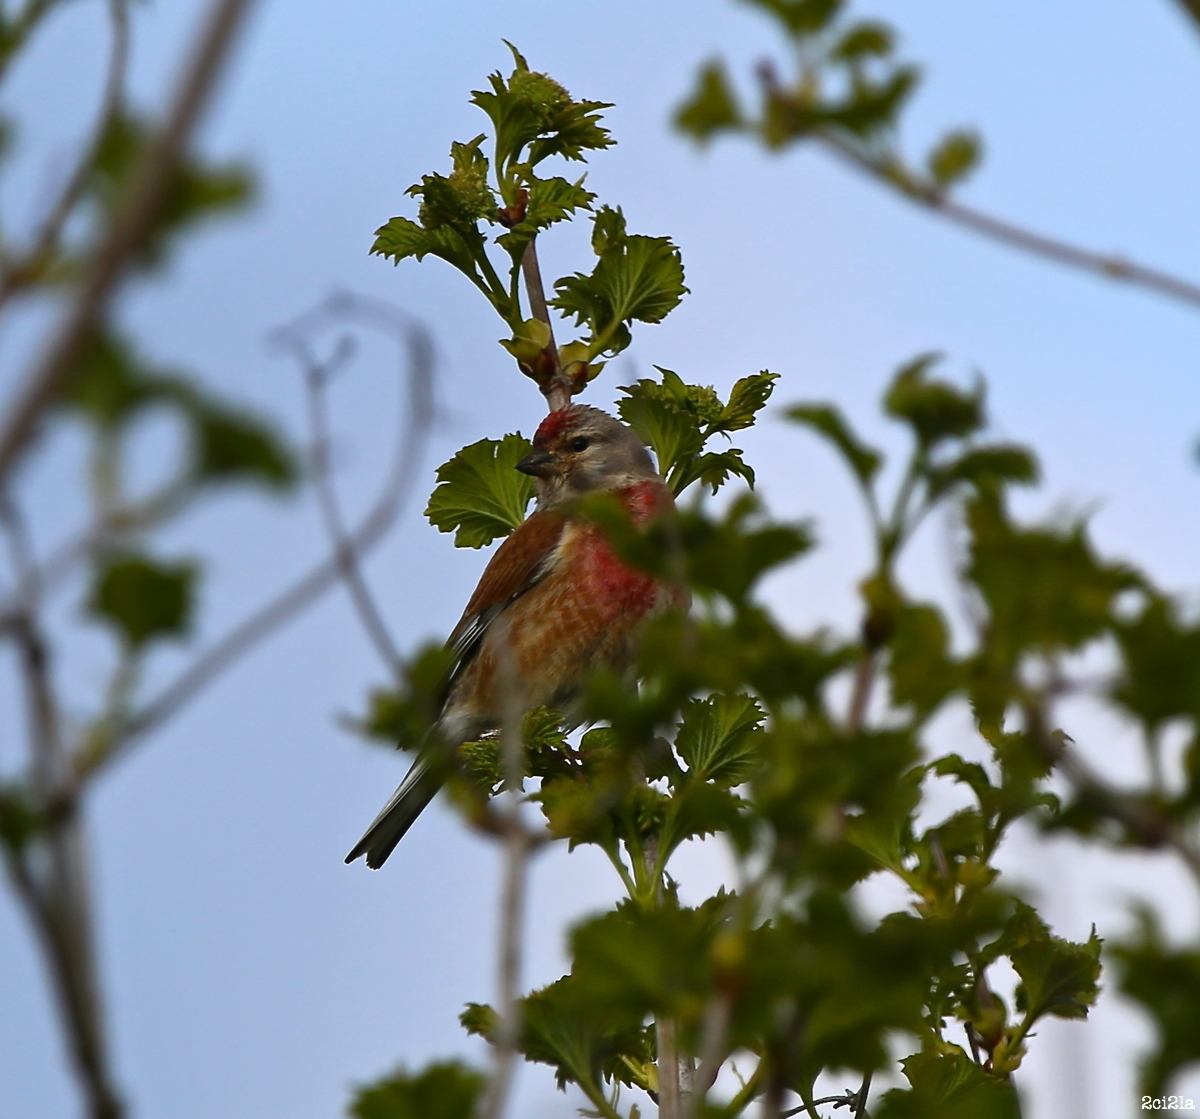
xmin=1175 ymin=0 xmax=1200 ymax=34
xmin=296 ymin=332 xmax=406 ymax=681
xmin=0 ymin=0 xmax=259 ymax=486
xmin=1036 ymin=728 xmax=1200 ymax=888
xmin=74 ymin=294 xmax=434 ymax=781
xmin=0 ymin=0 xmax=130 ymax=308
xmin=817 ymin=131 xmax=1200 ymax=314
xmin=1 ymin=499 xmax=124 ymax=1119
xmin=475 ymin=619 xmax=533 ymax=1119
xmin=520 ymin=238 xmax=572 ymax=412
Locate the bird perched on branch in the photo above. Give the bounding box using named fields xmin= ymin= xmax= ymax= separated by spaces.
xmin=346 ymin=404 xmax=686 ymax=869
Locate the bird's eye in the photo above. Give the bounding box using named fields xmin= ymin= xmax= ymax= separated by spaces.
xmin=569 ymin=436 xmax=590 ymax=452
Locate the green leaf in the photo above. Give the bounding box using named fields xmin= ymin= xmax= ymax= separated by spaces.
xmin=675 ymin=693 xmax=765 ymax=786
xmin=424 ymin=434 xmax=535 ymax=548
xmin=1112 ymin=594 xmax=1200 ymax=731
xmin=89 ymin=112 xmax=254 ymax=269
xmin=348 ymin=1060 xmax=484 ymax=1119
xmin=1112 ymin=908 xmax=1200 ymax=1095
xmin=876 ymin=1049 xmax=1020 ymax=1119
xmin=354 ymin=642 xmax=458 ymax=752
xmin=470 ymin=48 xmax=613 ymax=172
xmin=713 ymin=371 xmax=779 ymax=432
xmin=192 ymin=405 xmax=295 ymax=489
xmin=967 ymin=489 xmax=1137 ymax=666
xmin=89 ymin=554 xmax=196 ymax=648
xmin=59 ymin=332 xmax=165 ymax=428
xmin=926 ymin=444 xmax=1039 ymax=499
xmin=552 ymin=207 xmax=687 ymax=358
xmin=927 ymin=129 xmax=983 ymax=189
xmin=785 ymin=403 xmax=883 ymax=488
xmin=741 ymin=0 xmax=844 ymax=39
xmin=834 ymin=21 xmax=894 ymax=59
xmin=371 ymin=216 xmax=486 ymax=287
xmin=477 ymin=975 xmax=650 ymax=1097
xmin=1004 ymin=904 xmax=1102 ymax=1024
xmin=675 ymin=60 xmax=742 ymax=143
xmin=884 ymin=354 xmax=984 ymax=448
xmin=888 ymin=603 xmax=960 ymax=719
xmin=495 ymin=175 xmax=595 ymax=264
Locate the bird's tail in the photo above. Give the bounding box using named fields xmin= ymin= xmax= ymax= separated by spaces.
xmin=344 ymin=738 xmax=445 ymax=869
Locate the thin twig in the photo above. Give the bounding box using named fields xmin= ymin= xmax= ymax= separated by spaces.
xmin=520 ymin=238 xmax=571 ymax=411
xmin=1 ymin=499 xmax=123 ymax=1119
xmin=845 ymin=652 xmax=876 ymax=735
xmin=298 ymin=333 xmax=406 ymax=681
xmin=1035 ymin=728 xmax=1200 ymax=888
xmin=475 ymin=617 xmax=532 ymax=1119
xmin=0 ymin=0 xmax=260 ymax=486
xmin=1174 ymin=0 xmax=1200 ymax=35
xmin=817 ymin=131 xmax=1200 ymax=314
xmin=74 ymin=294 xmax=434 ymax=780
xmin=0 ymin=0 xmax=130 ymax=309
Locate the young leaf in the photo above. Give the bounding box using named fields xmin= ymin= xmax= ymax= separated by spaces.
xmin=883 ymin=354 xmax=983 ymax=448
xmin=348 ymin=1060 xmax=484 ymax=1119
xmin=675 ymin=693 xmax=765 ymax=786
xmin=785 ymin=403 xmax=883 ymax=488
xmin=89 ymin=554 xmax=197 ymax=648
xmin=552 ymin=207 xmax=687 ymax=358
xmin=191 ymin=404 xmax=295 ymax=489
xmin=876 ymin=1049 xmax=1020 ymax=1119
xmin=712 ymin=371 xmax=779 ymax=433
xmin=675 ymin=60 xmax=743 ymax=144
xmin=927 ymin=129 xmax=983 ymax=189
xmin=425 ymin=434 xmax=535 ymax=548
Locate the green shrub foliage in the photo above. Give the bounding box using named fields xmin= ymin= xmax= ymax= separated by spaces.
xmin=350 ymin=39 xmax=1200 ymax=1119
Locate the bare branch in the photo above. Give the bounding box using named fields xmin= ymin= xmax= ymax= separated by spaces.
xmin=520 ymin=238 xmax=572 ymax=412
xmin=1175 ymin=0 xmax=1200 ymax=35
xmin=817 ymin=131 xmax=1200 ymax=314
xmin=294 ymin=332 xmax=407 ymax=681
xmin=1 ymin=498 xmax=124 ymax=1119
xmin=1035 ymin=728 xmax=1200 ymax=888
xmin=0 ymin=0 xmax=130 ymax=309
xmin=475 ymin=618 xmax=532 ymax=1119
xmin=74 ymin=294 xmax=434 ymax=781
xmin=0 ymin=0 xmax=260 ymax=486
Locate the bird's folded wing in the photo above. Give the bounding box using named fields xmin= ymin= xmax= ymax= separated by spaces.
xmin=445 ymin=510 xmax=567 ymax=674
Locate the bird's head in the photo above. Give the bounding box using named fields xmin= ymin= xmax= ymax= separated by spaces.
xmin=517 ymin=405 xmax=659 ymax=508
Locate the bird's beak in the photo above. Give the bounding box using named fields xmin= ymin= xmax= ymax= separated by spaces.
xmin=516 ymin=450 xmax=556 ymax=478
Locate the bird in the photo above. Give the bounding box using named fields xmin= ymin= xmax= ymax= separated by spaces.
xmin=345 ymin=403 xmax=687 ymax=869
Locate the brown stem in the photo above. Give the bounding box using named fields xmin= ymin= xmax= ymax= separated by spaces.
xmin=5 ymin=611 xmax=123 ymax=1118
xmin=1033 ymin=727 xmax=1200 ymax=887
xmin=845 ymin=651 xmax=877 ymax=734
xmin=301 ymin=337 xmax=406 ymax=682
xmin=0 ymin=0 xmax=130 ymax=309
xmin=817 ymin=131 xmax=1200 ymax=315
xmin=520 ymin=238 xmax=572 ymax=411
xmin=475 ymin=618 xmax=531 ymax=1119
xmin=0 ymin=0 xmax=260 ymax=486
xmin=1175 ymin=0 xmax=1200 ymax=34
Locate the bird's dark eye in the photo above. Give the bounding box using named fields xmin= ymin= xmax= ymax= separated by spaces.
xmin=569 ymin=436 xmax=590 ymax=452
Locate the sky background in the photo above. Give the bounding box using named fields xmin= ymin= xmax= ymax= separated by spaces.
xmin=3 ymin=1 xmax=1200 ymax=1116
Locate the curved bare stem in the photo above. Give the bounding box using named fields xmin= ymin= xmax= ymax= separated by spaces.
xmin=293 ymin=331 xmax=407 ymax=681
xmin=74 ymin=294 xmax=435 ymax=781
xmin=817 ymin=130 xmax=1200 ymax=314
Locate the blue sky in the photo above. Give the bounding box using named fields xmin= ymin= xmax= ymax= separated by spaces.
xmin=3 ymin=2 xmax=1200 ymax=1116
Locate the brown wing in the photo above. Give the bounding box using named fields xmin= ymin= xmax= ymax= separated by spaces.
xmin=445 ymin=510 xmax=567 ymax=666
